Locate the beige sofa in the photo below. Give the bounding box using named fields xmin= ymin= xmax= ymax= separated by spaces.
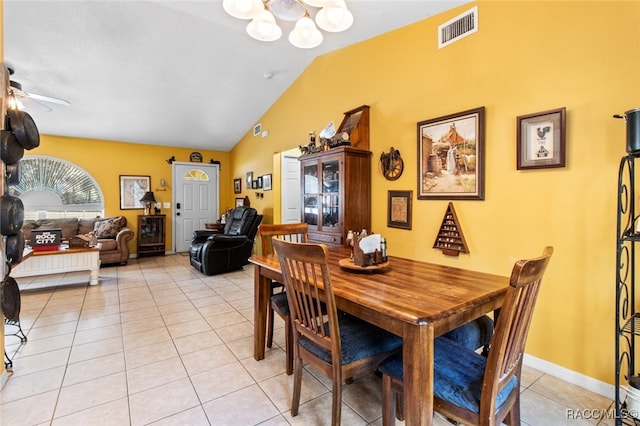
xmin=21 ymin=216 xmax=135 ymax=265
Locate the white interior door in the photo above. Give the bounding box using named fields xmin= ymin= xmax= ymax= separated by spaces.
xmin=173 ymin=162 xmax=219 ymax=252
xmin=281 ymin=149 xmax=301 ymax=223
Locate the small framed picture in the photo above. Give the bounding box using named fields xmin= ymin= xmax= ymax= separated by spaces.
xmin=246 ymin=171 xmax=253 ymax=187
xmin=517 ymin=107 xmax=566 ymax=170
xmin=235 ymin=197 xmax=244 ymax=207
xmin=256 ymin=176 xmax=263 ymax=188
xmin=233 ymin=178 xmax=241 ymax=194
xmin=119 ymin=175 xmax=150 ymax=210
xmin=387 ymin=190 xmax=412 ymax=230
xmin=263 ymin=174 xmax=272 ymax=191
xmin=251 ymin=180 xmax=258 ymax=189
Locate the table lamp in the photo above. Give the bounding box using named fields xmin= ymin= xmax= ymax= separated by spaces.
xmin=140 ymin=191 xmax=157 ymax=215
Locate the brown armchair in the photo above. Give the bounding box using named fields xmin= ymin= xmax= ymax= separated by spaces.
xmin=188 ymin=207 xmax=262 ymax=275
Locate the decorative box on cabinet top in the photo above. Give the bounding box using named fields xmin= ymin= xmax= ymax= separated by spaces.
xmin=337 ymin=105 xmax=370 ymax=151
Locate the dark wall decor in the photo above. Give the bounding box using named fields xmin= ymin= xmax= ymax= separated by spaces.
xmin=387 ymin=190 xmax=412 ymax=229
xmin=380 ymin=147 xmax=404 ymax=181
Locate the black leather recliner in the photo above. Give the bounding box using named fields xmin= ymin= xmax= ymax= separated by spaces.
xmin=189 ymin=207 xmax=263 ymax=275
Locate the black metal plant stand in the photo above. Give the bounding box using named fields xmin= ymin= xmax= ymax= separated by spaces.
xmin=4 ymin=316 xmax=27 ymax=369
xmin=2 ymin=261 xmax=27 ymax=369
xmin=616 ymin=154 xmax=640 ymax=425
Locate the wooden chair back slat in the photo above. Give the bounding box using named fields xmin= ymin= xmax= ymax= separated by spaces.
xmin=259 ymin=223 xmax=308 ymax=256
xmin=273 ymin=239 xmax=341 ymax=360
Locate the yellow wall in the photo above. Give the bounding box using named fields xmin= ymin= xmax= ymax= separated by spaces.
xmin=229 ymin=1 xmax=640 ymax=385
xmin=26 ymin=135 xmax=231 ymax=254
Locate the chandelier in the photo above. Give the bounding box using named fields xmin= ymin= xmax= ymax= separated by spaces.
xmin=222 ymin=0 xmax=354 ymax=49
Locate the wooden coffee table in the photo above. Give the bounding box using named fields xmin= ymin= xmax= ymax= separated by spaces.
xmin=11 ymin=246 xmax=101 ymax=285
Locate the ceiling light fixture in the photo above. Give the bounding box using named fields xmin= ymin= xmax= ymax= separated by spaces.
xmin=223 ymin=0 xmax=353 ymax=49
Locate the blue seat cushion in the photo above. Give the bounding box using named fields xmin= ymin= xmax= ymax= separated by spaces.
xmin=378 ymin=337 xmax=518 ymax=413
xmin=299 ymin=313 xmax=402 ymax=365
xmin=442 ymin=315 xmax=494 ymax=352
xmin=271 ymin=291 xmax=290 ymax=316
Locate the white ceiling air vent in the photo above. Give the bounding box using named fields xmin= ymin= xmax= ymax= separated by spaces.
xmin=438 ymin=6 xmax=478 ymax=49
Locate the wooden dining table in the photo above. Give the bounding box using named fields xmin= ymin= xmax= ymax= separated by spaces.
xmin=250 ymin=246 xmax=509 ymax=426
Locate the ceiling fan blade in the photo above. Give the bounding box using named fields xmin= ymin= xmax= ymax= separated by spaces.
xmin=24 ymin=91 xmax=71 ymax=107
xmin=18 ymin=96 xmax=53 ymax=113
xmin=9 ymin=79 xmax=71 ymax=109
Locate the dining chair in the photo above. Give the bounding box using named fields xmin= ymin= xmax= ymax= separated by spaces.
xmin=272 ymin=239 xmax=403 ymax=426
xmin=258 ymin=223 xmax=308 ymax=375
xmin=389 ymin=314 xmax=495 ymax=422
xmin=378 ymin=246 xmax=553 ymax=426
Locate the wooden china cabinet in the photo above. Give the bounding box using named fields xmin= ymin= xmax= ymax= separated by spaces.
xmin=300 ymin=105 xmax=371 ymax=246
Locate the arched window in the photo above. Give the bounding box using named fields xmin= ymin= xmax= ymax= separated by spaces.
xmin=8 ymin=156 xmax=104 ymax=219
xmin=184 ymin=169 xmax=210 ymax=181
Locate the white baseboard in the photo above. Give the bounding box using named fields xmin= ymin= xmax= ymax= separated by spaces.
xmin=524 ymin=353 xmax=614 ymax=400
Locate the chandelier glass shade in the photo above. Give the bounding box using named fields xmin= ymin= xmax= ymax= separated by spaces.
xmin=223 ymin=0 xmax=353 ymax=49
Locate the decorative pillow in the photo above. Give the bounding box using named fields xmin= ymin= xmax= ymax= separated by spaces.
xmin=93 ymin=216 xmax=126 ymax=238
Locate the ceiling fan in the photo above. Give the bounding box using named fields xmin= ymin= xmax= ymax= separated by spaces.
xmin=6 ymin=65 xmax=71 ymax=112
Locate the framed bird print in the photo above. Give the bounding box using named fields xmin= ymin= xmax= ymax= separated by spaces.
xmin=517 ymin=107 xmax=566 ymax=170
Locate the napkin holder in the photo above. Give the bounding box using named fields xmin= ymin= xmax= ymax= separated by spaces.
xmin=352 ymin=233 xmax=383 ymax=267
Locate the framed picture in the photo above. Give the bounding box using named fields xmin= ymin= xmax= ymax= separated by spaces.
xmin=388 ymin=190 xmax=412 ymax=229
xmin=235 ymin=197 xmax=244 ymax=207
xmin=417 ymin=107 xmax=485 ymax=200
xmin=256 ymin=176 xmax=263 ymax=188
xmin=263 ymin=173 xmax=272 ymax=191
xmin=246 ymin=171 xmax=253 ymax=188
xmin=234 ymin=178 xmax=242 ymax=194
xmin=252 ymin=180 xmax=258 ymax=189
xmin=517 ymin=107 xmax=566 ymax=170
xmin=119 ymin=175 xmax=150 ymax=210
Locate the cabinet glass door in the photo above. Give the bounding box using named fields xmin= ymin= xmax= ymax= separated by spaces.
xmin=303 ymin=164 xmax=319 ymax=225
xmin=304 ymin=164 xmax=319 ymax=193
xmin=140 ymin=217 xmax=163 ymax=244
xmin=321 ymin=159 xmax=339 ymax=230
xmin=322 ymin=160 xmax=339 ymax=193
xmin=322 ymin=194 xmax=339 ymax=229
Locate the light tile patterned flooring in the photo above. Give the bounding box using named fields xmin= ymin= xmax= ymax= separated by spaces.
xmin=0 ymin=253 xmax=615 ymax=425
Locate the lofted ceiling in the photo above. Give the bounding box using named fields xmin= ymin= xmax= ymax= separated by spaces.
xmin=3 ymin=0 xmax=465 ymax=151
